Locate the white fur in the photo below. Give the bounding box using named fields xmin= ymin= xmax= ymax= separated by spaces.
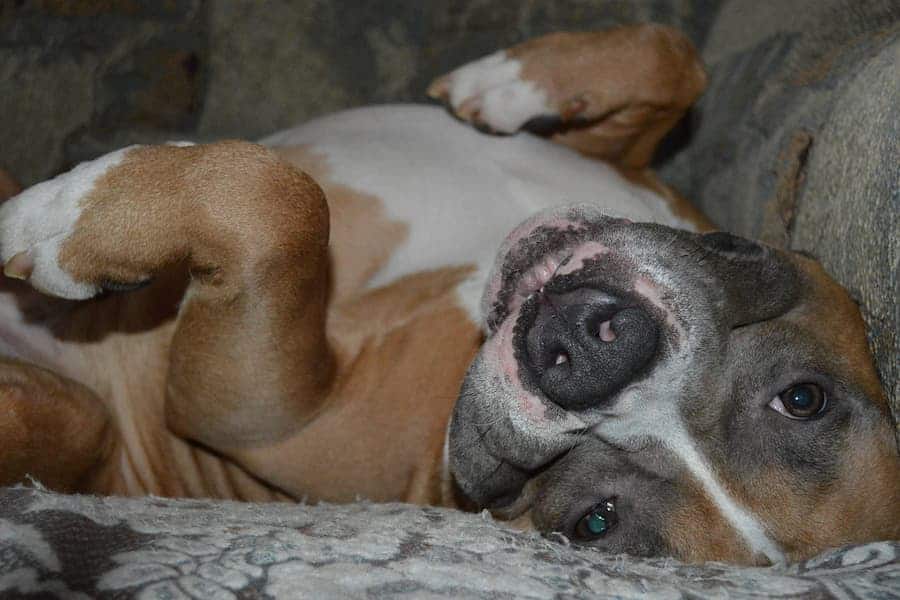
xmin=592 ymin=264 xmax=786 ymax=564
xmin=594 ymin=396 xmax=785 ymax=564
xmin=262 ymin=105 xmax=693 ymax=323
xmin=0 ymin=146 xmax=136 ymax=300
xmin=479 ymin=79 xmax=551 ymax=134
xmin=666 ymin=427 xmax=786 ymax=564
xmin=447 ymin=51 xmax=518 ymax=107
xmin=443 ymin=51 xmax=553 ymax=134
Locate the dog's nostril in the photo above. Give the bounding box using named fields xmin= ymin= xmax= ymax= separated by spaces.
xmin=523 ymin=288 xmax=658 ymax=411
xmin=598 ymin=319 xmax=616 ymax=342
xmin=699 ymin=231 xmax=764 ymax=257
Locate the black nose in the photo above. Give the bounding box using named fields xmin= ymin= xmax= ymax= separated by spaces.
xmin=524 ymin=288 xmax=658 ymax=411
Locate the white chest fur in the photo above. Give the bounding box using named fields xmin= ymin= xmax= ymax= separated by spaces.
xmin=268 ymin=105 xmax=691 ymax=322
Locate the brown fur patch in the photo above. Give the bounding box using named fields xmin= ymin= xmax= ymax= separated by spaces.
xmin=664 ymin=479 xmax=759 ymax=564
xmin=273 ymin=145 xmax=410 ymax=302
xmin=514 ymin=25 xmax=706 ymax=167
xmin=733 ymin=436 xmax=900 ymax=562
xmin=438 ymin=24 xmax=706 ymax=169
xmin=57 ymin=142 xmax=334 ymax=451
xmin=793 ymin=256 xmax=888 ymax=408
xmin=236 ymin=266 xmax=482 ymax=505
xmin=0 ymin=359 xmax=113 ymax=492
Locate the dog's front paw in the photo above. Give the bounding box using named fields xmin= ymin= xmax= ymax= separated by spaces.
xmin=428 ymin=49 xmax=554 ymax=134
xmin=0 ymin=148 xmax=134 ymax=299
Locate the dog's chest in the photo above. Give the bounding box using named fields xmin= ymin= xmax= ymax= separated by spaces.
xmin=263 ymin=105 xmax=692 ymax=322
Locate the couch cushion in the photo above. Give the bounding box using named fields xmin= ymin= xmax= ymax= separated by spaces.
xmin=1 ymin=487 xmax=898 ymax=598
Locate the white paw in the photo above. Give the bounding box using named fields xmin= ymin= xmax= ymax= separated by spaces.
xmin=435 ymin=51 xmax=552 ymax=134
xmin=0 ymin=147 xmax=134 ymax=299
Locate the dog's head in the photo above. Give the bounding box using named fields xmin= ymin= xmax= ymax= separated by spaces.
xmin=449 ymin=205 xmax=900 ymax=565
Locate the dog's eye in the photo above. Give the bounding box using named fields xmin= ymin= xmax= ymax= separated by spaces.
xmin=769 ymin=383 xmax=826 ymax=419
xmin=573 ymin=498 xmax=618 ymax=541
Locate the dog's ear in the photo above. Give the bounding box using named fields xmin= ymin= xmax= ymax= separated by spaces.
xmin=0 ymin=168 xmax=21 ymax=202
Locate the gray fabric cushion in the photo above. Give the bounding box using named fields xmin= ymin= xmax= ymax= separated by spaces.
xmin=2 ymin=486 xmax=898 ymax=599
xmin=658 ymin=0 xmax=900 ymax=423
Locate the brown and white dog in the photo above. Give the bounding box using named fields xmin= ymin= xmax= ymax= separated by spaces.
xmin=1 ymin=25 xmax=898 ymax=565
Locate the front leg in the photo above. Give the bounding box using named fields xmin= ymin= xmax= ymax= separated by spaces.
xmin=0 ymin=141 xmax=333 ymax=450
xmin=429 ymin=23 xmax=706 ymax=168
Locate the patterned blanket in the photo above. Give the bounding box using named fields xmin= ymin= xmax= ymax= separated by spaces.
xmin=1 ymin=487 xmax=897 ymax=599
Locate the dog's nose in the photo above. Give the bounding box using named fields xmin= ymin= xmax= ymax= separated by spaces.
xmin=524 ymin=288 xmax=658 ymax=411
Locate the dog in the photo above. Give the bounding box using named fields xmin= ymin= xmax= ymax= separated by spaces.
xmin=1 ymin=24 xmax=898 ymax=566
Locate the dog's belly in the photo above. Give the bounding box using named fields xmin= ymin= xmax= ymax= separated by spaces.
xmin=263 ymin=104 xmax=694 ymax=320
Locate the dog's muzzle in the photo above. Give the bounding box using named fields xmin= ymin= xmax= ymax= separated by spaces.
xmin=521 ymin=287 xmax=658 ymax=411
xmin=449 ymin=207 xmax=803 ymax=513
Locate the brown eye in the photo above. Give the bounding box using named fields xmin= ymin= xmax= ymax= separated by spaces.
xmin=770 ymin=383 xmax=826 ymax=419
xmin=573 ymin=498 xmax=619 ymax=541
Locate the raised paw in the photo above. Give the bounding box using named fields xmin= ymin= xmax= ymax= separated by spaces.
xmin=429 ymin=24 xmax=706 ymax=164
xmin=2 ymin=140 xmax=327 ymax=311
xmin=428 ymin=50 xmax=553 ymax=134
xmin=0 ymin=147 xmax=136 ymax=299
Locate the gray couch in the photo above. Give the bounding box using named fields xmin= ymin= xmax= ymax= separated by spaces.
xmin=2 ymin=486 xmax=898 ymax=598
xmin=1 ymin=1 xmax=898 ymax=597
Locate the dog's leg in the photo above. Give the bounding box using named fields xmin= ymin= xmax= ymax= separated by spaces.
xmin=429 ymin=24 xmax=706 ymax=169
xmin=0 ymin=359 xmax=113 ymax=491
xmin=0 ymin=142 xmax=333 ymax=452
